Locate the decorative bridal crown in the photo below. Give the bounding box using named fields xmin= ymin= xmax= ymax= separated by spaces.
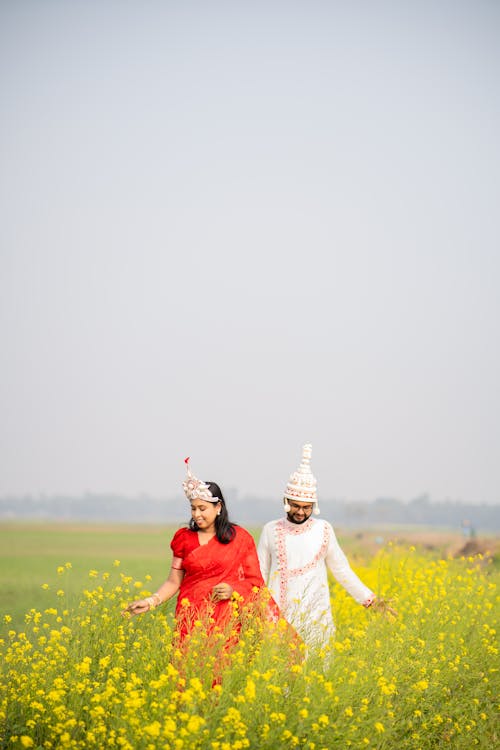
xmin=182 ymin=457 xmax=218 ymax=503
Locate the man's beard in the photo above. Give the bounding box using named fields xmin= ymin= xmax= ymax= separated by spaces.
xmin=287 ymin=512 xmax=310 ymax=525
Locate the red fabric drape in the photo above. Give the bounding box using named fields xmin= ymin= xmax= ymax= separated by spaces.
xmin=171 ymin=525 xmax=278 ymax=638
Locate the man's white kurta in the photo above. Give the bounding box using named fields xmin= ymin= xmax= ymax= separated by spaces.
xmin=257 ymin=517 xmax=374 ymax=646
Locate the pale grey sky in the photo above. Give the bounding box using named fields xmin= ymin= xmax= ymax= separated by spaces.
xmin=1 ymin=0 xmax=499 ymax=505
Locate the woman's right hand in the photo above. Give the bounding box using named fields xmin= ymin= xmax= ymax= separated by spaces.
xmin=121 ymin=599 xmax=151 ymax=617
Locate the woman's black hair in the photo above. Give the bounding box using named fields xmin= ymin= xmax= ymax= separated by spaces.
xmin=188 ymin=482 xmax=236 ymax=544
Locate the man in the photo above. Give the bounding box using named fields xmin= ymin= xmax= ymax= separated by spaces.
xmin=258 ymin=443 xmax=386 ymax=647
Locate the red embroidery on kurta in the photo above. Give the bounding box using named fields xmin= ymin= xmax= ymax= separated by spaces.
xmin=274 ymin=519 xmax=329 ymax=611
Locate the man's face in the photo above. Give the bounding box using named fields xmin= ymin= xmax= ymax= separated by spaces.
xmin=286 ymin=500 xmax=314 ymax=524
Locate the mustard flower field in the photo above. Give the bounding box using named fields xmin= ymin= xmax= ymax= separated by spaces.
xmin=1 ymin=536 xmax=498 ymax=749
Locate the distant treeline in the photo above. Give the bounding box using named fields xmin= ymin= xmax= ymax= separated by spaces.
xmin=1 ymin=493 xmax=499 ymax=532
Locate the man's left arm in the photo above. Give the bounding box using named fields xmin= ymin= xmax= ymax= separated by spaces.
xmin=325 ymin=523 xmax=375 ymax=607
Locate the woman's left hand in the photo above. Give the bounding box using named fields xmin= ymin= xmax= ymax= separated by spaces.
xmin=212 ymin=582 xmax=233 ymax=601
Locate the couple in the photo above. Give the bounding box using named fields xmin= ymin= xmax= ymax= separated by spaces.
xmin=125 ymin=444 xmax=392 ymax=650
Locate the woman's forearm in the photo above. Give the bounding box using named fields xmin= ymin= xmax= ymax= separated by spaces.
xmin=153 ymin=579 xmax=181 ymax=604
xmin=151 ymin=567 xmax=184 ymax=605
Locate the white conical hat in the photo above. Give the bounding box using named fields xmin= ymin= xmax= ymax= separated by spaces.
xmin=284 ymin=443 xmax=320 ymax=514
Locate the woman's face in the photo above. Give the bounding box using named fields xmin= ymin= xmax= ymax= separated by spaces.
xmin=190 ymin=499 xmax=220 ymax=531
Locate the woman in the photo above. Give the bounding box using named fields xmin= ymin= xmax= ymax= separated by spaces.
xmin=124 ymin=458 xmax=279 ymax=643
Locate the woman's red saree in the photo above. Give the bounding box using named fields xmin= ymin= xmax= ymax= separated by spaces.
xmin=171 ymin=525 xmax=279 ymax=640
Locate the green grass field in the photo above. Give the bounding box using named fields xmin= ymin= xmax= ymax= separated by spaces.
xmin=0 ymin=523 xmax=181 ymax=635
xmin=1 ymin=521 xmax=496 ymax=636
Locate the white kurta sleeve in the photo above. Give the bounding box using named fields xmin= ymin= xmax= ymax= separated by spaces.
xmin=257 ymin=523 xmax=272 ymax=584
xmin=325 ymin=523 xmax=374 ymax=605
